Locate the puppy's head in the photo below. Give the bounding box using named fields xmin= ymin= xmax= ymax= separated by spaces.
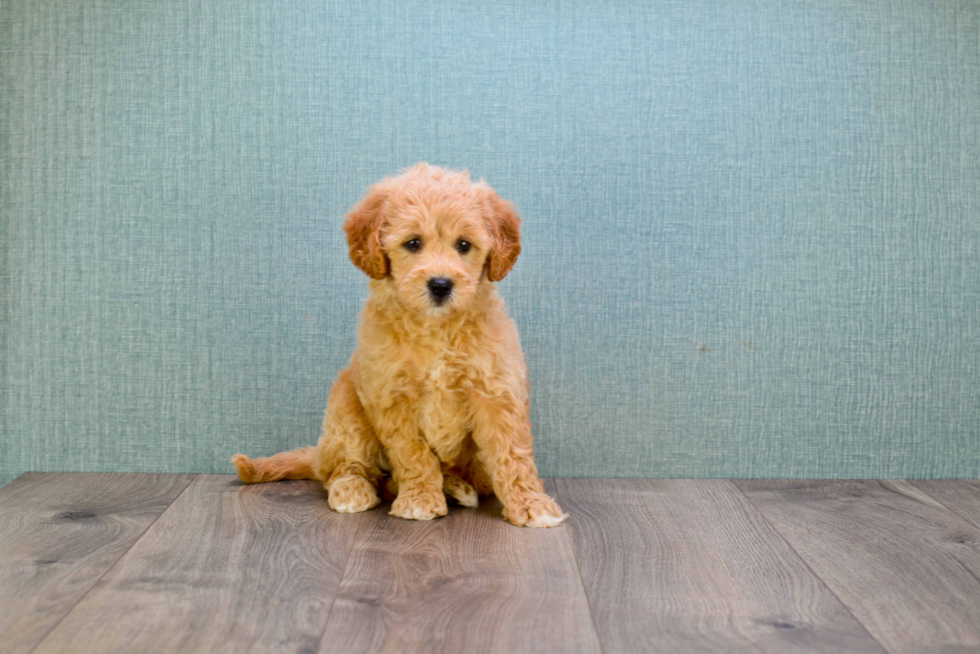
xmin=344 ymin=163 xmax=521 ymax=316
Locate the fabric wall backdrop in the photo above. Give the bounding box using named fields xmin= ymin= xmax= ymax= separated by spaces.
xmin=2 ymin=0 xmax=978 ymax=487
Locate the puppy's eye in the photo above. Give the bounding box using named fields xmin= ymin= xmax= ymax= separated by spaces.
xmin=456 ymin=240 xmax=472 ymax=254
xmin=403 ymin=238 xmax=422 ymax=252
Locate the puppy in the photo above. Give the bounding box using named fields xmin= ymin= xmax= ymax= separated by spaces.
xmin=232 ymin=163 xmax=565 ymax=528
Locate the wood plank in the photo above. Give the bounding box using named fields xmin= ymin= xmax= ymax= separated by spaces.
xmin=556 ymin=478 xmax=883 ymax=653
xmin=318 ymin=480 xmax=601 ymax=654
xmin=33 ymin=475 xmax=369 ymax=654
xmin=0 ymin=472 xmax=195 ymax=654
xmin=735 ymin=480 xmax=980 ymax=654
xmin=912 ymin=480 xmax=980 ymax=530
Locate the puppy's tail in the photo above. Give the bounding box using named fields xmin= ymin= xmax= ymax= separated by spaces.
xmin=232 ymin=446 xmax=318 ymax=484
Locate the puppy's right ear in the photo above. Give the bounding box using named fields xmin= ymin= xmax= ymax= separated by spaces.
xmin=343 ymin=182 xmax=391 ymax=279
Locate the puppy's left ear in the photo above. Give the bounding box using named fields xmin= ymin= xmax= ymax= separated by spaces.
xmin=344 ymin=181 xmax=391 ymax=280
xmin=484 ymin=188 xmax=522 ymax=282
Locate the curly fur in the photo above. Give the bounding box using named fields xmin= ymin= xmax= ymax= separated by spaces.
xmin=233 ymin=163 xmax=566 ymax=527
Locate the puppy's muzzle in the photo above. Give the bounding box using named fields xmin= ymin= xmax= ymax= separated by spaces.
xmin=427 ymin=277 xmax=454 ymax=304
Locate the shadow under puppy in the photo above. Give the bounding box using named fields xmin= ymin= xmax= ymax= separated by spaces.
xmin=233 ymin=163 xmax=566 ymax=527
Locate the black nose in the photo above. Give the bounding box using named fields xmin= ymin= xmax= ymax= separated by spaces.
xmin=427 ymin=277 xmax=454 ymax=300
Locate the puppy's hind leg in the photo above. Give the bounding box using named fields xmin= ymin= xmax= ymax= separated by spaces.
xmin=320 ymin=368 xmax=385 ymax=514
xmin=442 ymin=468 xmax=479 ymax=508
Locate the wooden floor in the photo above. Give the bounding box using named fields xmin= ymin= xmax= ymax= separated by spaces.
xmin=1 ymin=475 xmax=979 ymax=653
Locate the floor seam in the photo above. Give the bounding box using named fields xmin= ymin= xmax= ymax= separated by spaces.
xmin=26 ymin=473 xmax=199 ymax=654
xmin=553 ymin=478 xmax=606 ymax=654
xmin=907 ymin=480 xmax=980 ymax=531
xmin=727 ymin=479 xmax=895 ymax=654
xmin=312 ymin=506 xmax=372 ymax=654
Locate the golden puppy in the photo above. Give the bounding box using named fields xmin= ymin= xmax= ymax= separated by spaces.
xmin=232 ymin=163 xmax=565 ymax=527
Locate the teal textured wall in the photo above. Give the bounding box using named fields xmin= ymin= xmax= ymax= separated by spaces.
xmin=2 ymin=0 xmax=979 ymax=486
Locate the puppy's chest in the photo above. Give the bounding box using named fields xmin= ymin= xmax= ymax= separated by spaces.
xmin=397 ymin=351 xmax=472 ymax=432
xmin=403 ymin=351 xmax=467 ymax=401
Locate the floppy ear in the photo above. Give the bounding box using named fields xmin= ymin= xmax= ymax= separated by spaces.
xmin=343 ymin=182 xmax=391 ymax=279
xmin=484 ymin=190 xmax=522 ymax=282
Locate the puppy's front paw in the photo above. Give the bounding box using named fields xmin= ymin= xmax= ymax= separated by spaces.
xmin=503 ymin=492 xmax=567 ymax=528
xmin=328 ymin=475 xmax=380 ymax=514
xmin=390 ymin=490 xmax=448 ymax=521
xmin=443 ymin=474 xmax=479 ymax=508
